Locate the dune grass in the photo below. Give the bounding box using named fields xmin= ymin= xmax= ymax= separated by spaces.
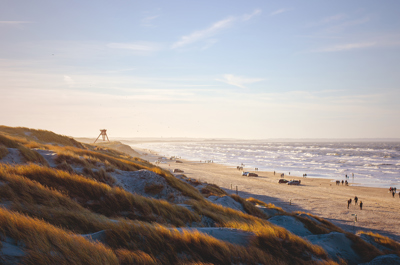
xmin=0 ymin=164 xmax=200 ymax=226
xmin=345 ymin=232 xmax=383 ymax=262
xmin=0 ymin=145 xmax=8 ymax=159
xmin=0 ymin=126 xmax=83 ymax=148
xmin=115 ymin=249 xmax=157 ymax=265
xmin=357 ymin=231 xmax=400 ymax=255
xmin=246 ymin=197 xmax=285 ymax=213
xmin=46 ymin=142 xmax=206 ymax=201
xmin=0 ymin=208 xmax=118 ymax=265
xmin=186 ymin=199 xmax=334 ymax=264
xmin=0 ymin=134 xmax=48 ymax=165
xmin=200 ymin=183 xmax=228 ymax=197
xmin=0 ymin=168 xmax=112 ymax=234
xmin=230 ymin=195 xmax=269 ymax=220
xmin=105 ymin=221 xmax=280 ymax=265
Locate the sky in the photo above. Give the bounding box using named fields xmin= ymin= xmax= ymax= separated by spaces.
xmin=1 ymin=0 xmax=400 ymax=139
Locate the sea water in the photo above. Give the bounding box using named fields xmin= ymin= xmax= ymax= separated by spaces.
xmin=129 ymin=140 xmax=400 ymax=188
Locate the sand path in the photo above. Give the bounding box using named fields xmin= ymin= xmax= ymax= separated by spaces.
xmin=137 ymin=148 xmax=400 ymax=242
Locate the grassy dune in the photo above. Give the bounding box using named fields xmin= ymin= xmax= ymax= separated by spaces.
xmin=0 ymin=125 xmax=392 ymax=264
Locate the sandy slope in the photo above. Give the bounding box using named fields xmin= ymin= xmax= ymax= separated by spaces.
xmin=136 ymin=147 xmax=400 ymax=242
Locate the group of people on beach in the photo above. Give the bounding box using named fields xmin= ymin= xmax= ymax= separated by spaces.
xmin=389 ymin=187 xmax=399 ymax=198
xmin=347 ymin=196 xmax=363 ymax=210
xmin=336 ymin=180 xmax=349 ymax=186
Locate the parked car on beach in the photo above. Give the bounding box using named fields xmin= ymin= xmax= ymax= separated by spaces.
xmin=248 ymin=172 xmax=258 ymax=177
xmin=287 ymin=180 xmax=301 ymax=185
xmin=242 ymin=172 xmax=249 ymax=176
xmin=278 ymin=179 xmax=289 ymax=184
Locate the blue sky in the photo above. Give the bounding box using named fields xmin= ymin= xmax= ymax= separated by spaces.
xmin=1 ymin=0 xmax=400 ymax=139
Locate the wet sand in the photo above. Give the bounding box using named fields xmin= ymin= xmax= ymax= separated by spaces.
xmin=136 ymin=147 xmax=400 ymax=242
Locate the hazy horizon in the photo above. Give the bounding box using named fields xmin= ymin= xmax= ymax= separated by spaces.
xmin=1 ymin=1 xmax=400 ymax=139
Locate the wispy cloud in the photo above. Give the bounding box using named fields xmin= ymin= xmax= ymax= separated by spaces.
xmin=242 ymin=9 xmax=262 ymax=21
xmin=171 ymin=17 xmax=235 ymax=49
xmin=216 ymin=74 xmax=264 ymax=89
xmin=141 ymin=15 xmax=159 ymax=27
xmin=63 ymin=75 xmax=75 ymax=87
xmin=107 ymin=42 xmax=162 ymax=54
xmin=0 ymin=21 xmax=32 ymax=25
xmin=172 ymin=9 xmax=261 ymax=49
xmin=313 ymin=42 xmax=376 ymax=52
xmin=270 ymin=8 xmax=288 ymax=16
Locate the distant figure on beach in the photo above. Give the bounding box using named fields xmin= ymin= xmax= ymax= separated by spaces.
xmin=345 ymin=180 xmax=348 ymax=186
xmin=393 ymin=191 xmax=396 ymax=198
xmin=347 ymin=199 xmax=351 ymax=209
xmin=289 ymin=172 xmax=290 ymax=175
xmin=341 ymin=180 xmax=344 ymax=185
xmin=274 ymin=171 xmax=275 ymax=175
xmin=360 ymin=201 xmax=363 ymax=210
xmin=354 ymin=196 xmax=358 ymax=205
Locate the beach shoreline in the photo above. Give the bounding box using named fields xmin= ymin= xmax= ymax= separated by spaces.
xmin=131 ymin=144 xmax=400 ymax=242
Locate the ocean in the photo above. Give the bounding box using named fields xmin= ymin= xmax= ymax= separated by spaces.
xmin=129 ymin=140 xmax=400 ymax=188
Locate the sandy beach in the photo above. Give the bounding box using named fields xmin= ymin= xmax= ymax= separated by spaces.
xmin=134 ymin=146 xmax=400 ymax=242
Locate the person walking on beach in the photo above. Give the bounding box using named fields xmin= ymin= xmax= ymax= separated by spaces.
xmin=360 ymin=201 xmax=363 ymax=210
xmin=354 ymin=196 xmax=358 ymax=205
xmin=342 ymin=180 xmax=344 ymax=185
xmin=347 ymin=199 xmax=351 ymax=209
xmin=392 ymin=191 xmax=396 ymax=198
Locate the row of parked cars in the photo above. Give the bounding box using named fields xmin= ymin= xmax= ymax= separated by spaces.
xmin=241 ymin=171 xmax=301 ymax=186
xmin=278 ymin=179 xmax=301 ymax=185
xmin=242 ymin=172 xmax=258 ymax=177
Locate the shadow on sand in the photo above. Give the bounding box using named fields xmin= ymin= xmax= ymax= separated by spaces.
xmin=220 ymin=187 xmax=400 ymax=242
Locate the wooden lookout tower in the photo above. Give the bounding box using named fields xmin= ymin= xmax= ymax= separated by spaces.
xmin=94 ymin=129 xmax=109 ymax=143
